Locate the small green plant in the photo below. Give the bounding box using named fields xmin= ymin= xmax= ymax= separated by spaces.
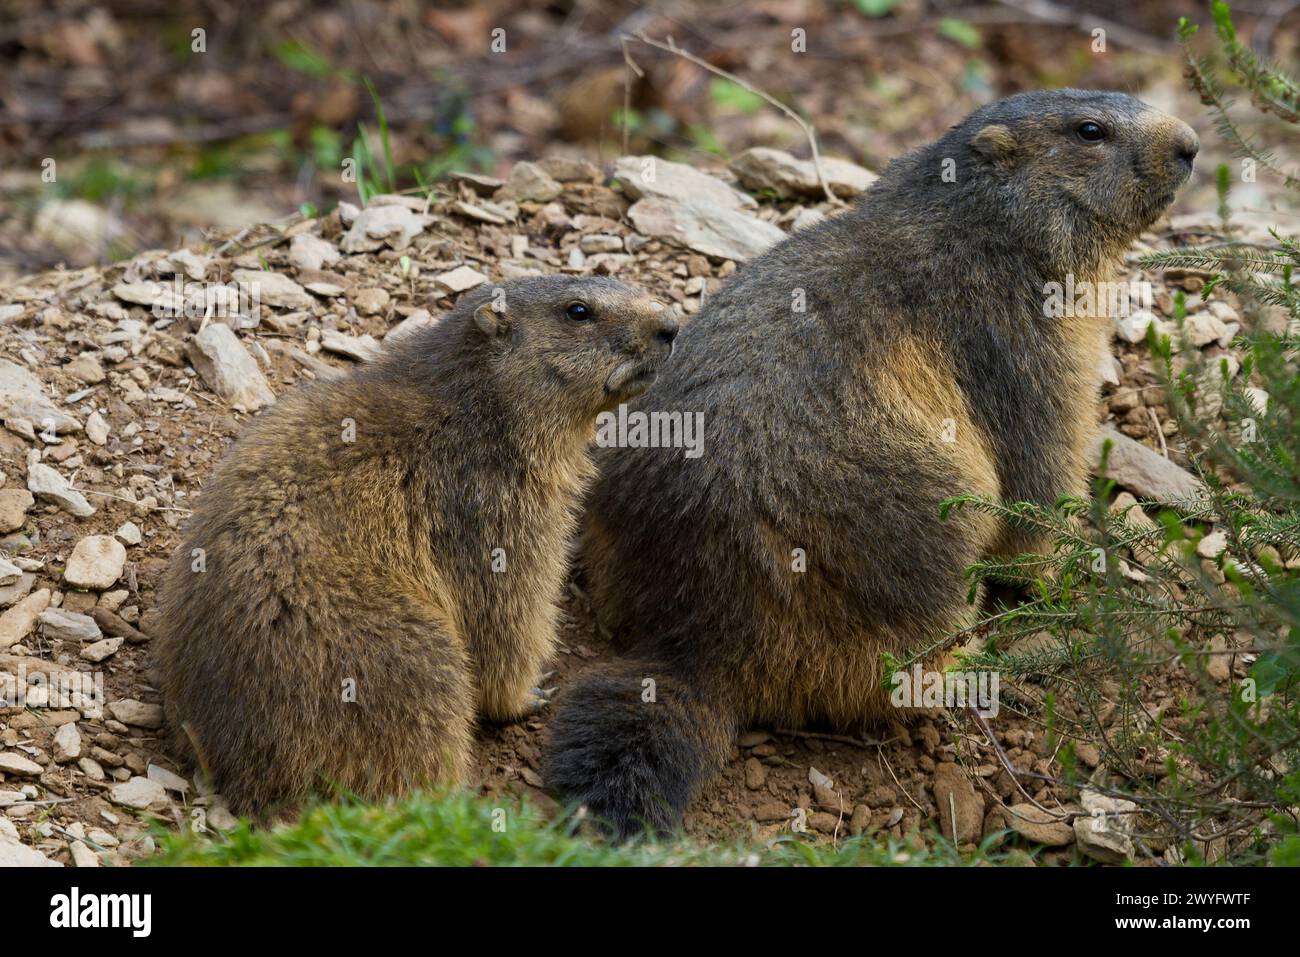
xmin=852 ymin=0 xmax=900 ymax=17
xmin=147 ymin=790 xmax=1019 ymax=867
xmin=351 ymin=77 xmax=398 ymax=204
xmin=686 ymin=124 xmax=726 ymax=157
xmin=349 ymin=81 xmax=491 ymax=205
xmin=53 ymin=156 xmax=148 ymax=204
xmin=309 ymin=125 xmax=346 ymax=174
xmin=1183 ymin=2 xmax=1299 ymax=159
xmin=937 ymin=18 xmax=982 ymax=51
xmin=709 ymin=78 xmax=764 ymax=115
xmin=272 ymin=38 xmax=335 ymax=79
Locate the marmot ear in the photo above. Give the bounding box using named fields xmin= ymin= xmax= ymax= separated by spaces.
xmin=472 ymin=302 xmax=511 ymax=339
xmin=971 ymin=124 xmax=1018 ymax=166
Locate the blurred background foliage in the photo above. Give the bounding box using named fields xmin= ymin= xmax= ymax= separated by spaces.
xmin=2 ymin=0 xmax=1294 ymax=278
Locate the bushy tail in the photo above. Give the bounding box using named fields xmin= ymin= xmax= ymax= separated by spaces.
xmin=543 ymin=656 xmax=732 ymax=840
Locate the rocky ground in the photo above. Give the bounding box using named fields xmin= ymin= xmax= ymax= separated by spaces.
xmin=0 ymin=144 xmax=1267 ymax=867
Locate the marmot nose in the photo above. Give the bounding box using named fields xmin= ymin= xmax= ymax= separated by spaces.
xmin=654 ymin=317 xmax=679 ymax=350
xmin=1175 ymin=131 xmax=1199 ymax=170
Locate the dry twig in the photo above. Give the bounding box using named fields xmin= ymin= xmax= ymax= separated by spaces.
xmin=620 ymin=31 xmax=844 ymax=206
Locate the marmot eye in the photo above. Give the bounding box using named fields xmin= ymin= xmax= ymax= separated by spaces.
xmin=565 ymin=302 xmax=592 ymax=321
xmin=1076 ymin=121 xmax=1106 ymax=143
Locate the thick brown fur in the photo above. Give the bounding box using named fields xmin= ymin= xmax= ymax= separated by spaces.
xmin=544 ymin=90 xmax=1198 ymax=838
xmin=155 ymin=275 xmax=677 ymax=816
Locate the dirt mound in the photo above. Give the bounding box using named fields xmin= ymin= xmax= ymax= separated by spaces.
xmin=0 ymin=153 xmax=1234 ymax=865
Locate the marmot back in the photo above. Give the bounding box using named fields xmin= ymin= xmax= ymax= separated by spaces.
xmin=544 ymin=89 xmax=1198 ymax=838
xmin=155 ymin=275 xmax=676 ymax=815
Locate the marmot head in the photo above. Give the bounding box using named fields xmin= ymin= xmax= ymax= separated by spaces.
xmin=465 ymin=275 xmax=678 ymax=420
xmin=934 ymin=89 xmax=1198 ymax=271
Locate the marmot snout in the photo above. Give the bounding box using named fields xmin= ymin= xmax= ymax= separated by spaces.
xmin=155 ymin=274 xmax=673 ymax=815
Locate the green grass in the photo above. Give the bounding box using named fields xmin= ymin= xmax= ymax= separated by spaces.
xmin=708 ymin=78 xmax=765 ymax=115
xmin=148 ymin=791 xmax=1025 ymax=867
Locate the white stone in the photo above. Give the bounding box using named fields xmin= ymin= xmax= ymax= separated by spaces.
xmin=0 ymin=359 xmax=45 ymax=395
xmin=384 ymin=310 xmax=438 ymax=342
xmin=729 ymin=147 xmax=876 ymax=198
xmin=0 ymin=573 xmax=36 ymax=609
xmin=0 ymin=832 xmax=61 ymax=866
xmin=351 ymin=287 xmax=389 ymax=316
xmin=207 ymin=804 xmax=240 ymax=831
xmin=450 ymin=200 xmax=511 ymax=225
xmin=110 ymin=776 xmax=168 ymax=810
xmin=1097 ymin=353 xmax=1121 ymax=387
xmin=1094 ymin=426 xmax=1204 ymax=502
xmin=40 ymin=607 xmax=103 ymax=642
xmin=580 ymin=234 xmax=624 ymax=254
xmin=496 ymin=161 xmax=562 ymax=203
xmin=0 ymin=358 xmax=80 ymax=434
xmin=27 ymin=463 xmax=95 ymax=516
xmin=85 ymin=411 xmax=110 ymax=445
xmin=147 ymin=764 xmax=191 ymax=794
xmin=64 ymin=535 xmax=127 ymax=590
xmin=321 ymin=330 xmax=381 ymax=362
xmin=614 ymin=156 xmax=756 ymax=210
xmin=53 ymin=722 xmax=82 ymax=762
xmin=0 ymin=488 xmax=33 ymax=532
xmin=288 ymin=234 xmax=341 ymax=272
xmin=0 ymin=589 xmax=51 ymax=649
xmin=86 ymin=828 xmax=118 ymax=848
xmin=367 ymin=194 xmax=431 ymax=211
xmin=1197 ymin=529 xmax=1228 ymax=559
xmin=0 ymin=391 xmax=79 ymax=434
xmin=1208 ymin=300 xmax=1240 ymax=324
xmin=1183 ymin=312 xmax=1228 ymax=348
xmin=186 ymin=323 xmax=276 ymax=412
xmin=115 ymin=521 xmax=142 ymax=546
xmin=230 ymin=269 xmax=311 ymax=310
xmin=434 ymin=266 xmax=488 ymax=294
xmin=159 ymin=248 xmax=211 ymax=281
xmin=790 ymin=207 xmax=828 ymax=232
xmin=0 ymin=751 xmax=43 ymax=776
xmin=1075 ymin=790 xmax=1137 ymax=863
xmin=341 ymin=204 xmax=430 ymax=253
xmin=1113 ymin=308 xmax=1158 ymax=344
xmin=628 ymin=198 xmax=785 ymax=262
xmin=80 ymin=637 xmax=123 ymax=663
xmin=106 ymin=699 xmax=163 ymax=729
xmin=111 ymin=280 xmax=175 ymax=309
xmin=807 ymin=766 xmax=834 ymax=790
xmin=1244 ymin=387 xmax=1269 ymax=413
xmin=69 ymin=840 xmax=100 ymax=867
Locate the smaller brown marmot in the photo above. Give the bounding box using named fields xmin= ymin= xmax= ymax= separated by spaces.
xmin=155 ymin=275 xmax=677 ymax=815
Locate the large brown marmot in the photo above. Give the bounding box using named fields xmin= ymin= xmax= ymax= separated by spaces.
xmin=155 ymin=275 xmax=677 ymax=815
xmin=544 ymin=90 xmax=1198 ymax=837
